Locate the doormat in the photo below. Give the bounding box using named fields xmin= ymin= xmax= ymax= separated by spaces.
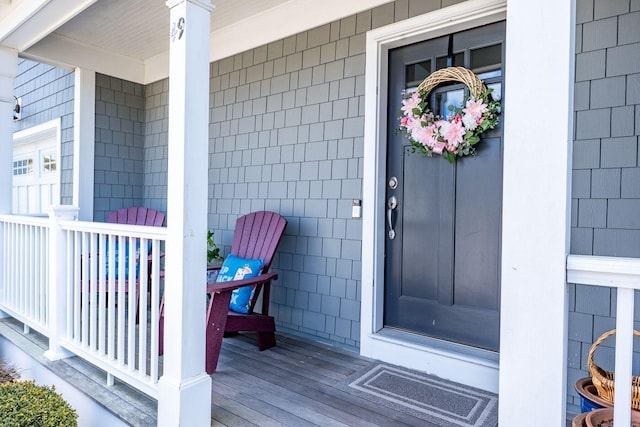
xmin=339 ymin=363 xmax=498 ymax=427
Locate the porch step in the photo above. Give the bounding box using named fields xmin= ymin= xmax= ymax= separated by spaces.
xmin=0 ymin=317 xmax=157 ymax=426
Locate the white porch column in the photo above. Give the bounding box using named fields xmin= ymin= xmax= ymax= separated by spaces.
xmin=0 ymin=46 xmax=18 ymax=215
xmin=73 ymin=68 xmax=95 ymax=221
xmin=157 ymin=1 xmax=213 ymax=426
xmin=499 ymin=0 xmax=575 ymax=426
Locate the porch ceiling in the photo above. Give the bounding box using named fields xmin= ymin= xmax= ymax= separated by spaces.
xmin=1 ymin=0 xmax=393 ymax=84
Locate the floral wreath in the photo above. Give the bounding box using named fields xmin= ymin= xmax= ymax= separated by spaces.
xmin=398 ymin=67 xmax=501 ymax=164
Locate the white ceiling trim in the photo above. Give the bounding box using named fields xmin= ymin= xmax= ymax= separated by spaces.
xmin=0 ymin=0 xmax=97 ymax=51
xmin=208 ymin=0 xmax=393 ymax=62
xmin=144 ymin=0 xmax=393 ymax=84
xmin=23 ymin=33 xmax=145 ymax=82
xmin=20 ymin=0 xmax=393 ymax=84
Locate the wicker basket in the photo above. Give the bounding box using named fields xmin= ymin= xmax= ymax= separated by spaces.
xmin=587 ymin=328 xmax=640 ymax=409
xmin=416 ymin=66 xmax=487 ymax=99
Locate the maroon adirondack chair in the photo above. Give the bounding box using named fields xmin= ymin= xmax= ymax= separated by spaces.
xmin=105 ymin=207 xmax=165 ymax=319
xmin=107 ymin=207 xmax=165 ymax=227
xmin=158 ymin=210 xmax=287 ymax=374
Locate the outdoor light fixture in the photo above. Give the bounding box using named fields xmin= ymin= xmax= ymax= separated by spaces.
xmin=13 ymin=96 xmax=21 ymax=121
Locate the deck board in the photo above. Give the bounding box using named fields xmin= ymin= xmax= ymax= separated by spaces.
xmin=215 ymin=334 xmax=422 ymax=427
xmin=1 ymin=317 xmax=467 ymax=426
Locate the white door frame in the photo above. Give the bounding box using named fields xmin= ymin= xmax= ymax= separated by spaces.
xmin=360 ymin=0 xmax=507 ymax=393
xmin=361 ymin=2 xmax=574 ymax=425
xmin=12 ymin=118 xmax=62 ymax=215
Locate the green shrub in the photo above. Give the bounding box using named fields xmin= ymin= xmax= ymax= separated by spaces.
xmin=0 ymin=380 xmax=78 ymax=427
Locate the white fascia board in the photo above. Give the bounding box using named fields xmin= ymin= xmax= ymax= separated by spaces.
xmin=0 ymin=0 xmax=97 ymax=51
xmin=145 ymin=50 xmax=170 ymax=84
xmin=145 ymin=0 xmax=394 ymax=84
xmin=208 ymin=0 xmax=393 ymax=62
xmin=23 ymin=34 xmax=145 ymax=83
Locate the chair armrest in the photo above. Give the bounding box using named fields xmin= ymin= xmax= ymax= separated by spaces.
xmin=206 ymin=271 xmax=278 ymax=294
xmin=207 ymin=265 xmax=222 ymax=271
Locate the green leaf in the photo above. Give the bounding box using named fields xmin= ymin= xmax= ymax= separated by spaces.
xmin=467 ymin=136 xmax=480 ymax=145
xmin=443 ymin=151 xmax=456 ymax=164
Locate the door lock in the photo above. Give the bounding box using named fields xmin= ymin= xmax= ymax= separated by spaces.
xmin=388 ymin=176 xmax=398 ymax=189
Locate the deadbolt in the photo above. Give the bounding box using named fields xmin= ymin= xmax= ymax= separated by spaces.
xmin=388 ymin=176 xmax=398 ymax=189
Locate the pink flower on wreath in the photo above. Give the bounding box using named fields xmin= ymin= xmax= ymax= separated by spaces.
xmin=406 ymin=116 xmax=424 ymax=135
xmin=432 ymin=141 xmax=446 ymax=154
xmin=417 ymin=124 xmax=439 ymax=148
xmin=440 ymin=120 xmax=466 ymax=147
xmin=401 ymin=92 xmax=421 ymax=117
xmin=463 ymin=98 xmax=488 ymax=120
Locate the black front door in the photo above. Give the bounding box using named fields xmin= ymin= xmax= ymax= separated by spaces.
xmin=384 ymin=21 xmax=505 ymax=351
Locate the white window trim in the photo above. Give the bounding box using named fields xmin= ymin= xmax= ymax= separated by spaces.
xmin=13 ymin=118 xmax=61 ymax=148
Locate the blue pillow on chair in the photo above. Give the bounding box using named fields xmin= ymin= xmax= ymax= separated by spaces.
xmin=105 ymin=240 xmax=153 ymax=280
xmin=216 ymin=254 xmax=263 ymax=314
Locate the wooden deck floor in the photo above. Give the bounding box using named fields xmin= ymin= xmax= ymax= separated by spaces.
xmin=211 ymin=333 xmax=428 ymax=427
xmin=0 ymin=316 xmax=489 ymax=426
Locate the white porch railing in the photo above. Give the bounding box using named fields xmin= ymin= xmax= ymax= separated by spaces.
xmin=567 ymin=254 xmax=640 ymax=427
xmin=0 ymin=214 xmax=50 ymax=334
xmin=0 ymin=208 xmax=167 ymax=399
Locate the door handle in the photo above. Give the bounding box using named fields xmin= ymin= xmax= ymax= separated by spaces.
xmin=387 ymin=195 xmax=398 ymax=240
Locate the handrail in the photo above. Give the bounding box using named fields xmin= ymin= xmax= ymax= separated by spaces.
xmin=60 ymin=220 xmax=168 ymax=239
xmin=0 ymin=214 xmax=49 ymax=226
xmin=567 ymin=254 xmax=639 ymax=427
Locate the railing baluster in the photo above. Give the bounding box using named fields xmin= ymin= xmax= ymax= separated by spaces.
xmin=65 ymin=229 xmax=73 ymax=337
xmin=117 ymin=234 xmax=126 ymax=366
xmin=150 ymin=238 xmax=160 ymax=383
xmin=98 ymin=233 xmax=106 ymax=354
xmin=73 ymin=231 xmax=81 ymax=341
xmin=0 ymin=214 xmax=166 ymax=398
xmin=614 ymin=288 xmax=634 ymax=427
xmin=107 ymin=234 xmax=116 ymax=360
xmin=138 ymin=238 xmax=149 ymax=378
xmin=127 ymin=235 xmax=136 ymax=371
xmin=81 ymin=231 xmax=89 ymax=345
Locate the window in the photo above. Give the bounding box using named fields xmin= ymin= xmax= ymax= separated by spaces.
xmin=13 ymin=158 xmax=33 ymax=176
xmin=42 ymin=152 xmax=57 ymax=173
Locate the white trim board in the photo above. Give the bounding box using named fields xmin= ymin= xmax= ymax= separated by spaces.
xmin=360 ymin=0 xmax=507 ymax=394
xmin=13 ymin=118 xmax=61 ymax=146
xmin=362 ymin=1 xmax=574 ymax=423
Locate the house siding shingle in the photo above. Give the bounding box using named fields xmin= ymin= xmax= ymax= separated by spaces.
xmin=202 ymin=11 xmax=393 ymax=348
xmin=93 ymin=74 xmax=146 ymax=221
xmin=568 ymin=0 xmax=640 ymax=414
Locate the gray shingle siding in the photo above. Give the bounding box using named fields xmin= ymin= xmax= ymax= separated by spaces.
xmin=13 ymin=59 xmax=75 ymax=204
xmin=93 ymin=74 xmax=146 ymax=221
xmin=143 ymin=79 xmax=169 ymax=215
xmin=569 ymin=0 xmax=640 ymax=414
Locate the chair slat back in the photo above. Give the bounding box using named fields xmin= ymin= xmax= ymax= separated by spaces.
xmin=231 ymin=211 xmax=287 ymax=272
xmin=107 ymin=207 xmax=165 ymax=227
